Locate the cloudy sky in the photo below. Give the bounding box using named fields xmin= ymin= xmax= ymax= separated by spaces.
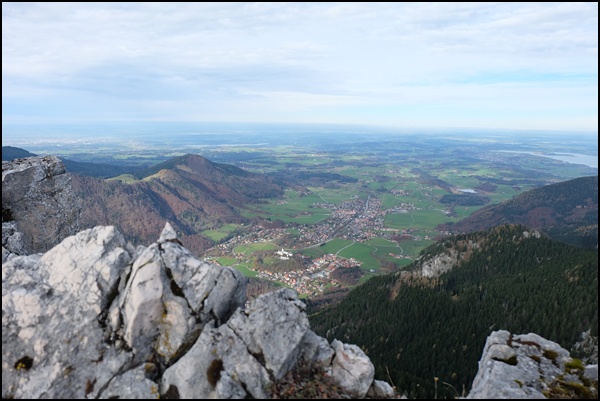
xmin=2 ymin=2 xmax=598 ymax=131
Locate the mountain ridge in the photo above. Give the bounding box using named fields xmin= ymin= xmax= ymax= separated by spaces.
xmin=2 ymin=145 xmax=141 ymax=178
xmin=72 ymin=153 xmax=284 ymax=254
xmin=438 ymin=175 xmax=598 ymax=248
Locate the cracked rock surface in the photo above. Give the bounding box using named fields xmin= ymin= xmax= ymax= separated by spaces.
xmin=2 ymin=226 xmax=133 ymax=399
xmin=468 ymin=330 xmax=598 ymax=399
xmin=2 ymin=156 xmax=81 ymax=255
xmin=2 ymin=223 xmax=391 ymax=399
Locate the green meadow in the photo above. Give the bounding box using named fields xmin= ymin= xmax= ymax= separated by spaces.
xmin=202 ymin=224 xmax=241 ymax=242
xmin=231 ymin=264 xmax=258 ymax=278
xmin=216 ymin=257 xmax=237 ymax=266
xmin=337 ymin=243 xmax=380 ymax=270
xmin=234 ymin=242 xmax=277 ymax=255
xmin=384 ymin=209 xmax=449 ymax=230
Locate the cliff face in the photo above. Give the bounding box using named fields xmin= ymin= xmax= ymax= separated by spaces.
xmin=2 ymin=156 xmax=81 ymax=257
xmin=2 ymin=223 xmax=394 ymax=399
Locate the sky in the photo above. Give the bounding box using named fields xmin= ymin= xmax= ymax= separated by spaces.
xmin=2 ymin=2 xmax=598 ymax=132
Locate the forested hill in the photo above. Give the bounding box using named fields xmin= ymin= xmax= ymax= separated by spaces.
xmin=309 ymin=224 xmax=598 ymax=398
xmin=439 ymin=175 xmax=598 ymax=248
xmin=2 ymin=146 xmax=37 ymax=160
xmin=71 ymin=153 xmax=284 ymax=255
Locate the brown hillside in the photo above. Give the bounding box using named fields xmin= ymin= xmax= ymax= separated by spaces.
xmin=72 ymin=154 xmax=283 ymax=254
xmin=438 ymin=175 xmax=598 ymax=248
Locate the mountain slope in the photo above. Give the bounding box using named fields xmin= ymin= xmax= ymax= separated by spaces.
xmin=139 ymin=153 xmax=283 ymax=201
xmin=61 ymin=158 xmax=140 ymax=178
xmin=439 ymin=175 xmax=598 ymax=248
xmin=2 ymin=146 xmax=139 ymax=178
xmin=72 ymin=154 xmax=284 ymax=253
xmin=309 ymin=224 xmax=598 ymax=398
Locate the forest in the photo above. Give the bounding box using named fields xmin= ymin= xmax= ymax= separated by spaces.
xmin=309 ymin=225 xmax=598 ymax=398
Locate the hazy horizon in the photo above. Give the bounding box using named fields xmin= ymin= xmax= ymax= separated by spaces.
xmin=3 ymin=3 xmax=598 ymax=132
xmin=3 ymin=121 xmax=599 ymax=145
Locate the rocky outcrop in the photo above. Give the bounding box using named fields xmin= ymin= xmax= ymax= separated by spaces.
xmin=573 ymin=329 xmax=599 ymax=365
xmin=417 ymin=232 xmax=539 ymax=279
xmin=2 ymin=156 xmax=80 ymax=255
xmin=419 ymin=249 xmax=460 ymax=278
xmin=468 ymin=330 xmax=598 ymax=399
xmin=2 ymin=223 xmax=392 ymax=399
xmin=2 ymin=225 xmax=134 ymax=399
xmin=2 ymin=222 xmax=26 ymax=263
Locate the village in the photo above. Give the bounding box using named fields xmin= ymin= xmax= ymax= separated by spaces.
xmin=206 ymin=191 xmax=429 ymax=296
xmin=255 ymin=252 xmax=362 ymax=296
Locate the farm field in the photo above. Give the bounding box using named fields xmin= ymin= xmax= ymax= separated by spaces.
xmin=201 ymin=224 xmax=241 ymax=243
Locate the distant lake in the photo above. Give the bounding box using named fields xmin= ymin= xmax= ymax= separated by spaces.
xmin=499 ymin=151 xmax=598 ymax=168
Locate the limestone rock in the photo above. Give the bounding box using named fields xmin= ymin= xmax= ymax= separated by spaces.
xmin=330 ymin=339 xmax=375 ymax=398
xmin=416 ymin=240 xmax=480 ymax=278
xmin=100 ymin=364 xmax=160 ymax=399
xmin=160 ymin=238 xmax=246 ymax=325
xmin=419 ymin=249 xmax=459 ymax=278
xmin=161 ymin=288 xmax=311 ymax=398
xmin=585 ymin=364 xmax=598 ymax=382
xmin=468 ymin=330 xmax=598 ymax=399
xmin=3 ymin=221 xmax=390 ymax=399
xmin=42 ymin=225 xmax=133 ymax=314
xmin=573 ymin=329 xmax=598 ymax=364
xmin=2 ymin=156 xmax=80 ymax=253
xmin=522 ymin=230 xmax=541 ymax=239
xmin=158 ymin=221 xmax=178 ymax=243
xmin=367 ymin=379 xmax=397 ymax=398
xmin=109 ymin=222 xmax=246 ymax=365
xmin=2 ymin=222 xmax=26 ymax=263
xmin=227 ymin=288 xmax=310 ymax=380
xmin=300 ymin=329 xmax=335 ymax=367
xmin=2 ymin=226 xmax=134 ymax=399
xmin=161 ymin=322 xmax=272 ymax=399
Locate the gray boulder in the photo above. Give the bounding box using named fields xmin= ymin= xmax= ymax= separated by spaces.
xmin=99 ymin=363 xmax=160 ymax=399
xmin=227 ymin=288 xmax=311 ymax=379
xmin=160 ymin=320 xmax=272 ymax=399
xmin=162 ymin=288 xmax=315 ymax=398
xmin=2 ymin=156 xmax=81 ymax=254
xmin=2 ymin=222 xmax=26 ymax=263
xmin=468 ymin=330 xmax=598 ymax=399
xmin=108 ymin=222 xmax=247 ymax=365
xmin=367 ymin=379 xmax=397 ymax=398
xmin=2 ymin=226 xmax=134 ymax=399
xmin=330 ymin=339 xmax=376 ymax=398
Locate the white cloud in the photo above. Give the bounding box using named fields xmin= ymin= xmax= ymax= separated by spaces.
xmin=2 ymin=2 xmax=597 ymax=131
